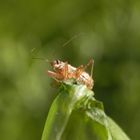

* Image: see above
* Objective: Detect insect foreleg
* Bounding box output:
[47,71,64,82]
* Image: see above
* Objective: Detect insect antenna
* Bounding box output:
[32,57,50,63]
[62,34,79,47]
[62,33,84,47]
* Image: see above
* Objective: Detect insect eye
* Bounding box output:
[55,60,60,64]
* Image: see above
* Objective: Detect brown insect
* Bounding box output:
[47,59,94,89]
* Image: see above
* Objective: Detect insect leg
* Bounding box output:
[62,62,69,80]
[47,71,63,82]
[75,65,84,77]
[84,59,94,77]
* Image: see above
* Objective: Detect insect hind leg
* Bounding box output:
[84,59,94,77]
[74,65,84,77]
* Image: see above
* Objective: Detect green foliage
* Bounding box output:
[42,83,130,140]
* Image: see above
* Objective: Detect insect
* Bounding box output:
[47,59,94,89]
[31,35,94,89]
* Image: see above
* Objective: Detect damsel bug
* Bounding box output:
[47,59,94,89]
[32,35,94,89]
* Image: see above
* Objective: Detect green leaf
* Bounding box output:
[107,117,130,140]
[41,83,93,140]
[85,100,112,140]
[41,83,130,140]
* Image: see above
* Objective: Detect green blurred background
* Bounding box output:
[0,0,140,139]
